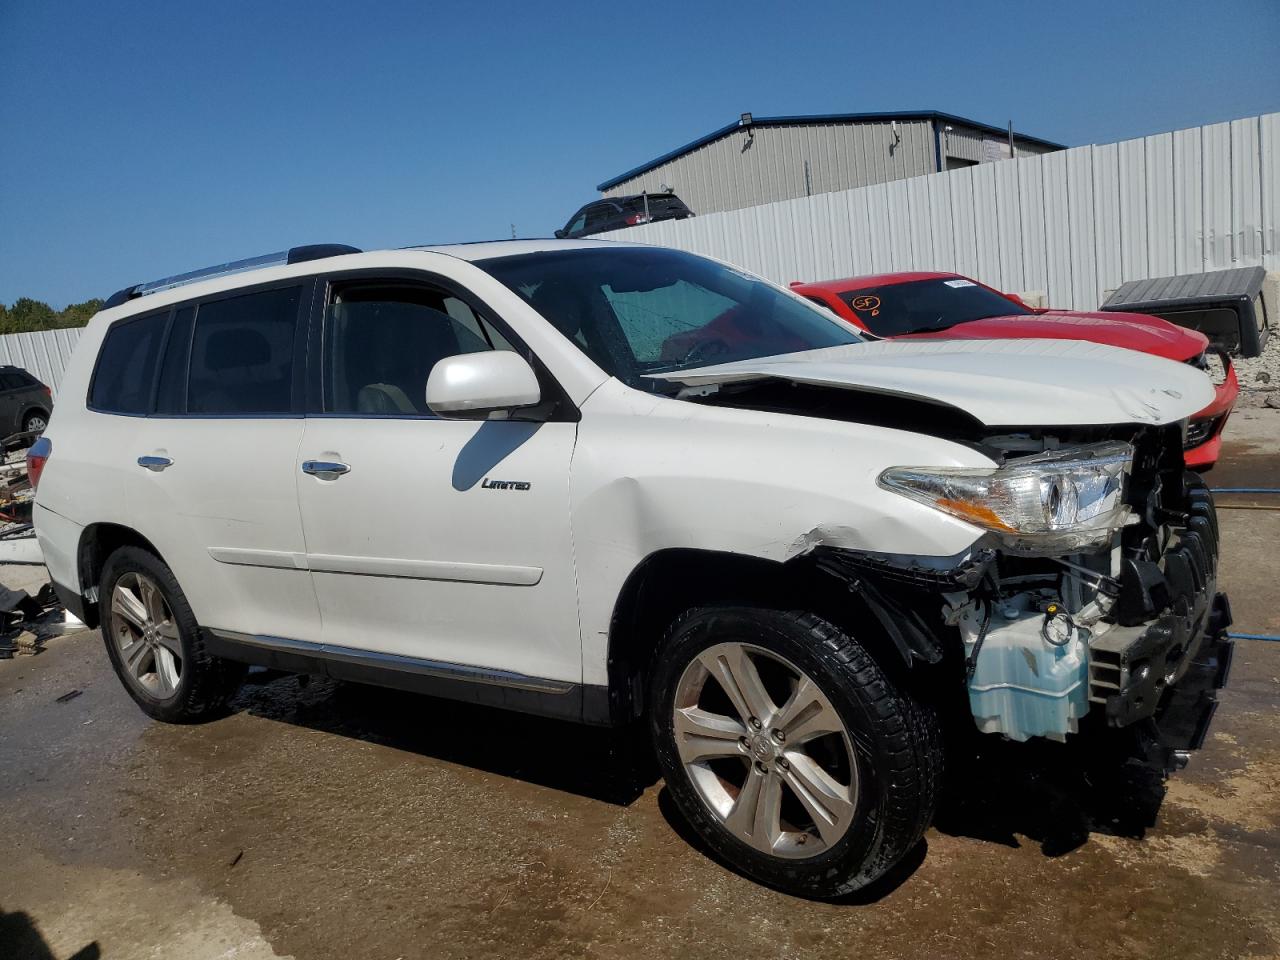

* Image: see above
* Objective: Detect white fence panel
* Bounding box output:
[0,328,83,396]
[1264,113,1280,271]
[1231,116,1264,264]
[603,112,1279,311]
[1202,121,1233,269]
[1171,125,1204,274]
[1144,132,1175,277]
[1014,155,1048,294]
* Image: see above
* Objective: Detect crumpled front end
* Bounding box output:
[814,423,1233,770]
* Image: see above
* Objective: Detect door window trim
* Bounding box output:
[305,268,580,422]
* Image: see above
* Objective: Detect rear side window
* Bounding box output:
[0,372,27,390]
[90,312,169,414]
[187,287,301,414]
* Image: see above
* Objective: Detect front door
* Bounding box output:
[294,276,581,686]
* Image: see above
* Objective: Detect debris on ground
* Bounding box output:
[0,436,86,658]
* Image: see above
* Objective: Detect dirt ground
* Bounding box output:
[2,411,1278,960]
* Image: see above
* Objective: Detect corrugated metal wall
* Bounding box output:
[602,119,938,215]
[0,328,83,396]
[940,122,1058,163]
[600,112,1280,311]
[603,119,1059,216]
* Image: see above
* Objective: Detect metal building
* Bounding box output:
[597,111,1065,217]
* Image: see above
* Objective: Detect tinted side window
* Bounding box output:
[155,305,195,414]
[187,287,301,414]
[324,284,497,415]
[0,373,25,390]
[89,312,169,414]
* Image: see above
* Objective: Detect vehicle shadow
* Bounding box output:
[230,670,659,806]
[932,733,1168,856]
[0,905,100,960]
[230,672,1168,889]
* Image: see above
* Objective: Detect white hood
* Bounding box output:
[649,338,1216,427]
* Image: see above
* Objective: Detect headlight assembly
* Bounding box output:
[879,441,1133,555]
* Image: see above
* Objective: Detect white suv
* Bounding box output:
[32,240,1234,896]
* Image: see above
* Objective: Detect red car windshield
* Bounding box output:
[839,277,1031,337]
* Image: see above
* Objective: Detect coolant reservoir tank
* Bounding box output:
[968,608,1090,743]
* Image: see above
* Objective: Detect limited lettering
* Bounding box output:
[481,478,532,491]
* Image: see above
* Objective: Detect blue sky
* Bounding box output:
[2,0,1277,308]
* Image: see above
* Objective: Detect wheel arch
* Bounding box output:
[603,547,946,725]
[75,522,166,628]
[18,404,49,427]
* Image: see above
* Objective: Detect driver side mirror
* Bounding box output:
[426,352,542,419]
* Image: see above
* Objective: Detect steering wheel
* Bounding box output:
[681,338,731,366]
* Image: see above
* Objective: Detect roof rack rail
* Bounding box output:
[102,243,362,309]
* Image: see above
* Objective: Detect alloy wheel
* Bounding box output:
[111,572,182,699]
[672,641,858,858]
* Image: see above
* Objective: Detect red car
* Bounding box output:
[789,272,1238,468]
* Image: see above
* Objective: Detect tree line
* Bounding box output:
[0,298,104,335]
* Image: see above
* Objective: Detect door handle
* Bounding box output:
[302,460,350,480]
[137,455,173,472]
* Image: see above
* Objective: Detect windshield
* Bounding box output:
[839,277,1030,337]
[478,248,861,389]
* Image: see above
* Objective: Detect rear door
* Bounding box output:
[129,281,321,642]
[293,272,581,686]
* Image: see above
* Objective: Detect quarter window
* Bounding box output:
[187,287,301,414]
[323,283,507,416]
[89,311,169,414]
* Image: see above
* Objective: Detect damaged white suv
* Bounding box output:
[32,240,1233,897]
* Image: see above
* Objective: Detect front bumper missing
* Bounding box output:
[1156,598,1233,753]
[1087,474,1232,755]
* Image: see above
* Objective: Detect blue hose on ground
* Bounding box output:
[1228,632,1280,643]
[1211,488,1280,494]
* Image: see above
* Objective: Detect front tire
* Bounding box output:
[100,546,245,723]
[650,606,942,898]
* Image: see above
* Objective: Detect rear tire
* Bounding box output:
[23,411,47,434]
[100,546,245,723]
[649,606,942,898]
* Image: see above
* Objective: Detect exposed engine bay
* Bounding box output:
[794,417,1233,768]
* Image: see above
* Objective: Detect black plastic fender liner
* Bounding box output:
[808,547,991,666]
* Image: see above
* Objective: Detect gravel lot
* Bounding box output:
[2,412,1278,960]
[1233,313,1280,406]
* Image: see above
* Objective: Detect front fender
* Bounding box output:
[570,380,991,686]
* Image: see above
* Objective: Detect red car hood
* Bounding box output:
[897,310,1207,362]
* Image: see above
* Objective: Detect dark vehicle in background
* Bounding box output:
[0,365,52,437]
[555,192,694,238]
